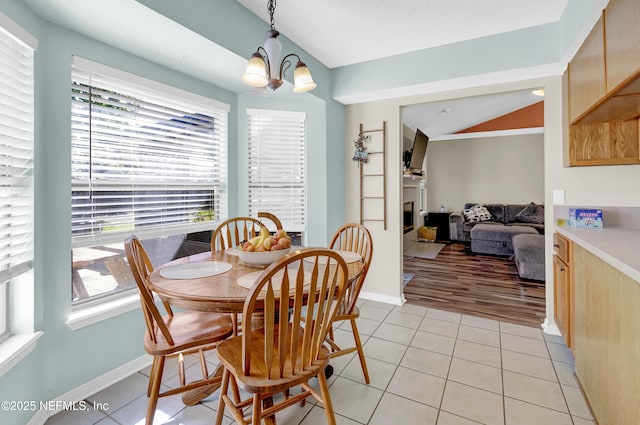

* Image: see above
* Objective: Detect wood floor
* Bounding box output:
[403,242,546,327]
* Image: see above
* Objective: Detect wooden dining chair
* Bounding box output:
[211,216,268,334]
[258,211,283,231]
[124,235,234,425]
[211,217,267,251]
[215,248,350,425]
[325,223,373,384]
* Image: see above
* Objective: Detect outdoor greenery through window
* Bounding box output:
[71,57,228,304]
[0,21,35,342]
[247,109,306,234]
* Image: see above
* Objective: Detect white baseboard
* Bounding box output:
[541,317,561,336]
[27,354,152,425]
[358,290,404,306]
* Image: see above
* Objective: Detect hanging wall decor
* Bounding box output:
[352,133,369,165]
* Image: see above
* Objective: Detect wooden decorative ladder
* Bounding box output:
[358,121,387,230]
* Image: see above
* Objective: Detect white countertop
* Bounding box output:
[556,226,640,283]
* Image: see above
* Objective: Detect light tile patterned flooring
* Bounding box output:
[46,301,594,425]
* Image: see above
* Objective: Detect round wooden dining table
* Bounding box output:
[149,247,364,313]
[147,247,364,412]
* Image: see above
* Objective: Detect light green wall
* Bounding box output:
[333,24,559,99]
[0,1,343,424]
[332,0,602,102]
[1,14,238,425]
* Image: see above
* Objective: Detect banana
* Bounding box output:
[250,227,270,247]
[248,235,262,246]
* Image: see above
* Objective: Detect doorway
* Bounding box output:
[400,88,546,326]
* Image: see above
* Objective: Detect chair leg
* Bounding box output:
[215,368,230,425]
[317,370,337,425]
[230,372,241,404]
[350,318,370,384]
[252,394,262,425]
[147,357,158,397]
[146,355,165,425]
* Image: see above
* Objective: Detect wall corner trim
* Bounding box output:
[542,318,561,336]
[358,290,404,306]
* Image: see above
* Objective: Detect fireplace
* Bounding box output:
[403,201,414,234]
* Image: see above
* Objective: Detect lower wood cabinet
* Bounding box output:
[553,233,573,349]
[572,242,640,425]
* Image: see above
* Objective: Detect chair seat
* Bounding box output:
[144,310,233,356]
[217,324,330,394]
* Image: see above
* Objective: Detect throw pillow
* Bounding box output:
[462,204,493,223]
[515,202,544,224]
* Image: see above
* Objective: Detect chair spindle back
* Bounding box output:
[329,223,373,314]
[125,235,174,346]
[211,217,266,251]
[241,248,349,379]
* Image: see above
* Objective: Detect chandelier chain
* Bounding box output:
[267,0,277,30]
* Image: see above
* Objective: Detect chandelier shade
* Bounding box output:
[293,62,317,93]
[241,52,268,87]
[242,0,316,93]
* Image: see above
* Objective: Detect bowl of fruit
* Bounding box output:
[236,229,293,265]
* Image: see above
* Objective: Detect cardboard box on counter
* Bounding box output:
[569,208,603,228]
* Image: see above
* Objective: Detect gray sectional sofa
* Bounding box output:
[448,203,546,280]
[449,203,545,243]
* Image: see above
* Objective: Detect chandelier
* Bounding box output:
[242,0,317,93]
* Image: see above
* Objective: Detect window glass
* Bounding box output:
[70,57,228,304]
[247,109,306,233]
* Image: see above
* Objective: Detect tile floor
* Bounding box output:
[45,300,594,425]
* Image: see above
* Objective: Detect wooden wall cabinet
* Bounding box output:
[552,233,572,349]
[568,15,606,123]
[567,0,640,166]
[605,0,640,92]
[569,119,640,165]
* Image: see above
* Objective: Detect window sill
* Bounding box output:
[0,332,44,379]
[66,294,140,331]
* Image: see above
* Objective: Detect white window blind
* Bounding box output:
[71,57,229,248]
[247,109,306,232]
[0,22,35,341]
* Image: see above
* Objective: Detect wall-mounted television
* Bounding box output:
[404,128,429,172]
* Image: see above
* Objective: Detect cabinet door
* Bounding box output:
[568,15,606,123]
[605,0,640,92]
[569,119,640,166]
[553,255,570,346]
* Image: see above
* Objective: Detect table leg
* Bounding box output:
[181,363,224,406]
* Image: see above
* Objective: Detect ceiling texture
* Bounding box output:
[21,0,591,136]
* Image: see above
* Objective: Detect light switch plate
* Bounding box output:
[553,190,565,204]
